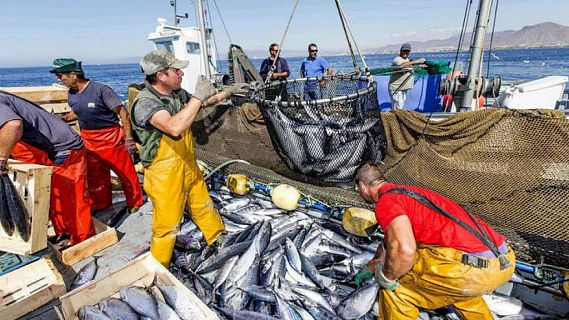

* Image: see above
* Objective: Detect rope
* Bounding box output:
[486,0,499,78]
[452,0,473,76]
[212,0,233,44]
[334,0,358,71]
[266,0,301,84]
[334,0,368,73]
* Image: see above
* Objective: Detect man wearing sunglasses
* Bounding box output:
[259,43,290,101]
[388,43,425,109]
[300,43,333,100]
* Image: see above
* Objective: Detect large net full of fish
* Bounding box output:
[251,75,387,186]
[168,176,474,320]
[0,173,31,241]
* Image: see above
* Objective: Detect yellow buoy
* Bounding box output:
[225,174,252,195]
[271,184,301,211]
[342,207,377,237]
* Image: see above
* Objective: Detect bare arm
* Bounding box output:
[148,92,228,138]
[113,105,133,139]
[382,215,417,280]
[399,58,426,68]
[0,120,23,158]
[62,110,78,122]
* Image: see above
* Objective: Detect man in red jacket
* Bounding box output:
[354,162,515,320]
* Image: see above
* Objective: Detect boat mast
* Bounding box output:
[461,0,493,111]
[197,0,211,78]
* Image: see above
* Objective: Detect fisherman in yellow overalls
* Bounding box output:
[130,50,249,266]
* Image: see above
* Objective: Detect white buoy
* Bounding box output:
[271,184,301,211]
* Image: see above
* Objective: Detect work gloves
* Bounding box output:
[193,75,217,102]
[223,83,250,97]
[124,138,137,156]
[374,263,400,291]
[0,158,7,175]
[354,261,400,291]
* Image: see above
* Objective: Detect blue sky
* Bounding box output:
[0,0,567,67]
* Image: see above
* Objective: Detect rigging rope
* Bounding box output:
[333,0,369,73]
[486,0,499,78]
[266,0,301,84]
[452,0,473,76]
[212,0,233,44]
[334,0,358,71]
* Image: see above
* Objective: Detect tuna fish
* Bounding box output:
[71,257,99,290]
[119,286,159,319]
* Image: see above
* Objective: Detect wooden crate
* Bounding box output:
[0,160,53,255]
[58,252,219,320]
[49,218,118,266]
[1,86,80,132]
[0,257,67,319]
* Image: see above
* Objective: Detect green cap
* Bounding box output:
[49,58,84,74]
[140,50,189,75]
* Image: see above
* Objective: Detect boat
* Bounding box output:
[138,0,569,317]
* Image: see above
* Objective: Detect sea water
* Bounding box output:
[1,47,568,99]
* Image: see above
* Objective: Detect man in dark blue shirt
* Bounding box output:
[300,43,333,100]
[0,91,95,245]
[50,58,143,212]
[259,43,290,101]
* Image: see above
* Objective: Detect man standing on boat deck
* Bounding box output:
[260,43,290,101]
[388,43,425,109]
[353,162,515,320]
[300,43,333,100]
[0,91,95,245]
[130,50,249,266]
[50,58,144,213]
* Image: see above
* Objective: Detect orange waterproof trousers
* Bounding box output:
[81,125,143,210]
[11,142,95,245]
[378,245,516,320]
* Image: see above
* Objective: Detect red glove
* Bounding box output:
[0,158,7,175]
[125,138,137,156]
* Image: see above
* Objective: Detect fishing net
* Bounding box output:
[193,108,569,268]
[250,75,387,186]
[369,60,451,78]
[380,109,569,267]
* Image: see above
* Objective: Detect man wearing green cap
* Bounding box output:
[50,58,143,213]
[130,50,249,266]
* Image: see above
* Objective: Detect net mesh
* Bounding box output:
[251,75,387,185]
[193,107,569,268]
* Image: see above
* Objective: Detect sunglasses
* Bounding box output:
[310,49,318,53]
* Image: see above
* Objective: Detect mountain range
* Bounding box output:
[246,22,569,58]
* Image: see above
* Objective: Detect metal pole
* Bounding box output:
[173,0,178,26]
[461,0,492,111]
[197,0,211,78]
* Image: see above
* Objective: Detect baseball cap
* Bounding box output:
[49,58,84,74]
[400,43,412,51]
[140,50,189,75]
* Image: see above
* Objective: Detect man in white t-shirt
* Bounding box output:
[388,43,425,109]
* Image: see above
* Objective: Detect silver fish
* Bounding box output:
[98,298,138,320]
[335,282,380,320]
[78,305,112,320]
[71,257,99,290]
[120,286,159,319]
[157,300,182,320]
[158,285,207,320]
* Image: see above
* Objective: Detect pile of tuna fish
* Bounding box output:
[170,178,384,320]
[77,284,202,320]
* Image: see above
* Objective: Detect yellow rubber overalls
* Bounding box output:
[144,126,225,266]
[378,245,516,320]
